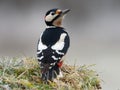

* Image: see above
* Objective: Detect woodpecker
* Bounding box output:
[37,8,70,82]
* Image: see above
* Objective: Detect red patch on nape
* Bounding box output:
[57,61,63,68]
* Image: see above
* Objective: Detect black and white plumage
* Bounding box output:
[37,8,70,82]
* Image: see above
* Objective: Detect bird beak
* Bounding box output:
[61,9,70,16]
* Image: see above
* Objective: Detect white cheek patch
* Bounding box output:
[45,13,58,22]
[51,33,67,50]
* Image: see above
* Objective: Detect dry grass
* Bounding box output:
[0,57,102,90]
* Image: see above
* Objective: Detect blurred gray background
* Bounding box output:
[0,0,120,89]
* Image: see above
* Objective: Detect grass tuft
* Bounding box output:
[0,57,102,90]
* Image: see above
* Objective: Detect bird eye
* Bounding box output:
[51,12,55,15]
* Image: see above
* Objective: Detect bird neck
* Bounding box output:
[46,24,63,28]
[53,17,62,27]
[53,20,62,27]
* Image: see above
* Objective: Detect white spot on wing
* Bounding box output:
[38,33,47,51]
[37,50,42,54]
[49,66,52,69]
[52,56,58,60]
[37,56,44,60]
[50,63,56,65]
[51,33,67,50]
[59,57,61,59]
[56,50,64,55]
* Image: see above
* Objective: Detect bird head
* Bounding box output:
[45,8,70,27]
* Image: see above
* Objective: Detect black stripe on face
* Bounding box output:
[45,8,61,26]
[45,14,61,26]
[45,8,58,16]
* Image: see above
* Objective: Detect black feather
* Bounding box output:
[37,27,70,81]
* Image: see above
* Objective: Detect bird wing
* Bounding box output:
[37,32,70,63]
[37,31,70,80]
[51,33,70,60]
[37,32,47,61]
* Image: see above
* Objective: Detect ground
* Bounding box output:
[0,57,102,90]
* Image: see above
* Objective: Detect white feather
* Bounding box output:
[37,50,42,54]
[52,56,58,60]
[38,33,47,51]
[50,63,56,65]
[45,12,57,22]
[57,70,63,78]
[56,50,64,55]
[51,33,67,50]
[37,56,44,60]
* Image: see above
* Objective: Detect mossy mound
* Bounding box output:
[0,57,102,90]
